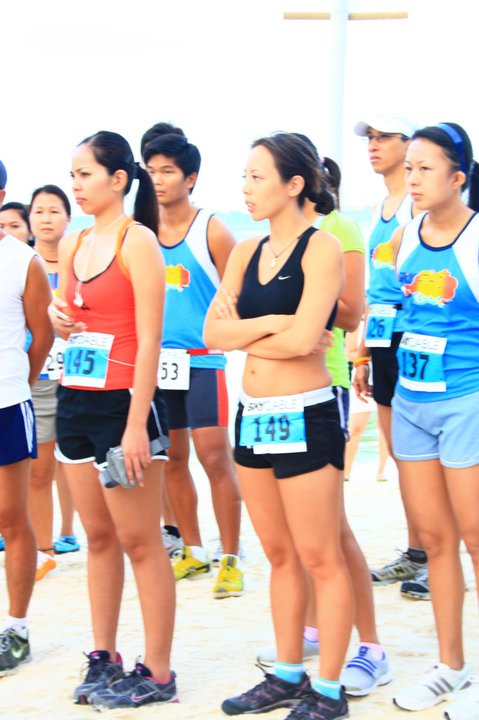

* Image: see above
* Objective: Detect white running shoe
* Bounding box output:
[256,637,319,669]
[341,645,392,696]
[393,663,471,711]
[444,677,479,720]
[161,528,183,558]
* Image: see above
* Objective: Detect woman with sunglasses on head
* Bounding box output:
[388,123,479,720]
[50,131,176,710]
[205,132,352,720]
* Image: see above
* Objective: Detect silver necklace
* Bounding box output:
[266,236,300,269]
[73,214,126,307]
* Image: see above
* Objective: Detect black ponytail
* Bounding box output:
[467,160,479,211]
[134,164,158,236]
[310,188,335,215]
[80,130,158,236]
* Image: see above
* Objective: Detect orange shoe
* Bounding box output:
[36,551,57,581]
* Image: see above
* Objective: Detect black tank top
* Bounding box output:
[236,226,337,329]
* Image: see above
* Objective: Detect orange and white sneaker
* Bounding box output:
[35,551,57,581]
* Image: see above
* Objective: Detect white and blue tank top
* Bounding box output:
[161,208,226,370]
[367,195,413,333]
[396,211,479,402]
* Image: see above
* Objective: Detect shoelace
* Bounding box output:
[81,653,109,683]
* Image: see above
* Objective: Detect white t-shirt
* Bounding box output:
[0,235,38,408]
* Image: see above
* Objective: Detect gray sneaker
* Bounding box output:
[370,550,423,585]
[257,638,319,669]
[401,566,430,600]
[73,650,124,704]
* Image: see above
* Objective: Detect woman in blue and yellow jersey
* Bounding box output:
[389,124,479,718]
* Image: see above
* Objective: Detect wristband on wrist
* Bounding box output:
[353,356,371,368]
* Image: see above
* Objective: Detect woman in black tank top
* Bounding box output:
[205,134,352,720]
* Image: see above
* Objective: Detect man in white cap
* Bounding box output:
[352,114,430,601]
[0,158,53,675]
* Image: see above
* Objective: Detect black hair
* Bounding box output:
[0,201,31,231]
[253,132,335,215]
[30,184,71,216]
[80,130,158,236]
[291,133,342,209]
[412,123,479,210]
[141,122,201,193]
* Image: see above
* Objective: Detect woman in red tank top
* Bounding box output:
[50,131,176,709]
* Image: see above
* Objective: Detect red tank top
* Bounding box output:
[62,219,138,390]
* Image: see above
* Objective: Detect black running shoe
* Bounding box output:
[0,628,31,676]
[222,670,311,715]
[73,650,124,704]
[90,662,178,709]
[284,687,349,720]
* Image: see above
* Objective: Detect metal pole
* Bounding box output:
[329,0,349,166]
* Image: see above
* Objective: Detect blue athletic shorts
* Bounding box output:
[0,400,37,466]
[234,387,345,479]
[56,386,169,466]
[164,367,229,430]
[392,389,479,468]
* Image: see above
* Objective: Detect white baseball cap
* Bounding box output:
[354,114,418,139]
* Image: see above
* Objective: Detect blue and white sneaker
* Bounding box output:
[340,645,392,696]
[90,662,178,710]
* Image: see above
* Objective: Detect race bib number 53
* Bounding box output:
[239,394,307,454]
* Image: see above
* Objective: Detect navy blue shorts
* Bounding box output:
[56,386,169,466]
[164,367,229,430]
[234,393,345,480]
[0,400,37,466]
[370,331,402,407]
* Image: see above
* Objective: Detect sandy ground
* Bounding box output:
[0,355,477,719]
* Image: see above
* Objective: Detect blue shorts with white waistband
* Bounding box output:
[234,390,345,480]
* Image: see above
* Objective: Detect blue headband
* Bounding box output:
[436,123,468,174]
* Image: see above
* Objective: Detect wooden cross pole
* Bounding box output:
[284,2,408,166]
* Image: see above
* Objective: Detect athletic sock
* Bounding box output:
[313,677,341,700]
[273,661,305,684]
[304,626,319,643]
[3,615,28,638]
[188,545,208,562]
[359,642,384,661]
[163,525,180,539]
[407,547,427,563]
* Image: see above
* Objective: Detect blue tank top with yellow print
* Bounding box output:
[396,211,479,402]
[161,208,226,370]
[366,194,413,332]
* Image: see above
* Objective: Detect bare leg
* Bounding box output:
[63,462,124,659]
[159,474,176,528]
[376,421,389,480]
[193,426,241,556]
[399,459,464,668]
[164,428,202,547]
[378,404,422,549]
[105,462,175,680]
[28,439,55,553]
[344,412,370,480]
[0,460,36,618]
[55,462,76,537]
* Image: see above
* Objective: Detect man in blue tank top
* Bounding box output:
[141,124,244,599]
[0,160,54,675]
[352,114,431,600]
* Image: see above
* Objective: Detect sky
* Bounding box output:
[1,0,478,215]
